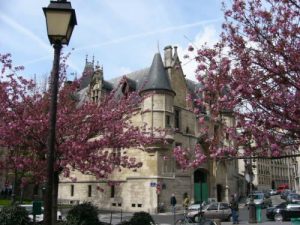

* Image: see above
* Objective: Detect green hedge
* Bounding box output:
[0,205,30,225]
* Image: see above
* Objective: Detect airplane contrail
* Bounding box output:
[0,12,52,52]
[0,11,81,72]
[1,12,221,74]
[76,18,222,51]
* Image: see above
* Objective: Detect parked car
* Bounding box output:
[269,189,278,196]
[245,192,272,208]
[281,189,293,200]
[286,193,300,203]
[266,202,300,221]
[19,204,63,223]
[277,184,289,194]
[187,202,232,221]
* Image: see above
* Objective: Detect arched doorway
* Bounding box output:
[216,184,223,202]
[194,169,208,203]
[271,180,275,189]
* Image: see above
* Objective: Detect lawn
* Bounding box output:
[0,199,32,206]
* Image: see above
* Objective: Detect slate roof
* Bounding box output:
[140,53,174,94]
[79,62,94,90]
[78,52,199,97]
[108,68,150,90]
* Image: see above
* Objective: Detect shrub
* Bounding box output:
[65,202,99,225]
[130,211,155,225]
[0,205,30,225]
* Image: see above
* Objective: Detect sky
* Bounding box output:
[0,0,224,83]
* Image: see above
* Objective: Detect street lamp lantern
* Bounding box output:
[43,1,76,224]
[43,0,77,45]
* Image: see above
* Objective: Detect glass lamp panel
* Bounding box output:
[61,25,74,45]
[45,11,72,40]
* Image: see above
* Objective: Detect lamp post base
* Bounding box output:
[248,203,257,223]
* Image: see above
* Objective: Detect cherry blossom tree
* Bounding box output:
[0,53,160,218]
[175,0,300,168]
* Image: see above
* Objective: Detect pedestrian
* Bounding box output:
[230,194,239,224]
[182,192,190,213]
[170,193,177,213]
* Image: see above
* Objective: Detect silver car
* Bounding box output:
[246,193,272,208]
[187,202,232,221]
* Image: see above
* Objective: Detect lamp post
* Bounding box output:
[43,1,77,225]
[245,159,256,223]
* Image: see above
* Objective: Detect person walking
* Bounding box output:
[182,192,190,213]
[170,193,177,225]
[230,194,239,224]
[170,193,177,213]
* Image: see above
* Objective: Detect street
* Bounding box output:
[98,208,292,225]
[97,194,294,225]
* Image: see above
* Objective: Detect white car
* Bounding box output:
[19,204,63,222]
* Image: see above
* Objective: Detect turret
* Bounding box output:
[141,52,175,146]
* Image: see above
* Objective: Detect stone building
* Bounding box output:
[58,46,238,213]
[237,150,299,197]
[256,157,298,191]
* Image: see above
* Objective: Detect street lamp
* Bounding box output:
[43,1,77,225]
[245,159,256,223]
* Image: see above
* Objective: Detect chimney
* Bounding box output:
[164,45,173,68]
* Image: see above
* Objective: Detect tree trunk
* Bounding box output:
[20,186,24,204]
[52,171,59,224]
[11,169,17,205]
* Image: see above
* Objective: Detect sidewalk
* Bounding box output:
[221,222,291,225]
[99,211,293,225]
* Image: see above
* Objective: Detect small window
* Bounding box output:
[138,204,142,207]
[111,185,115,198]
[186,127,190,134]
[118,203,122,207]
[112,203,116,206]
[225,132,229,140]
[132,204,136,207]
[174,109,180,129]
[166,115,171,127]
[88,185,92,197]
[175,143,182,147]
[70,185,74,197]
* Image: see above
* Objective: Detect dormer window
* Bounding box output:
[121,81,129,98]
[121,77,136,98]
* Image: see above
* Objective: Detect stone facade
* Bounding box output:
[58,46,238,213]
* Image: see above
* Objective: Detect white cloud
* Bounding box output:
[118,67,133,76]
[1,0,224,82]
[177,25,220,81]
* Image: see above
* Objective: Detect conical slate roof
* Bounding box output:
[141,53,174,94]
